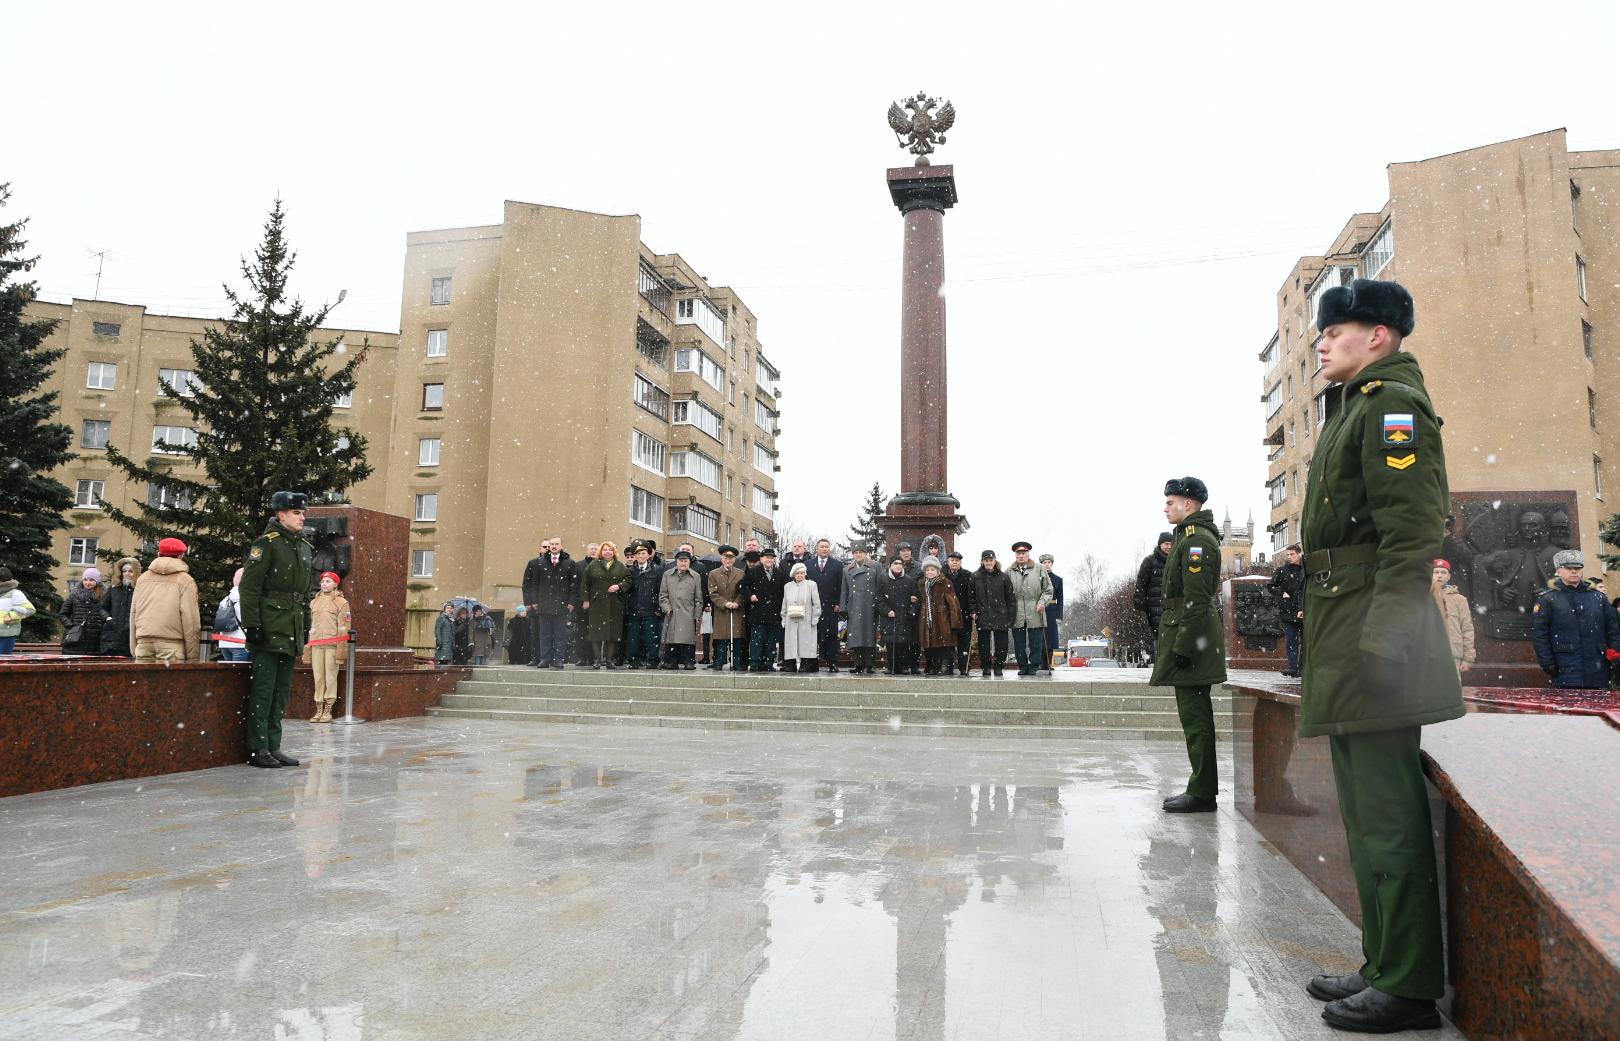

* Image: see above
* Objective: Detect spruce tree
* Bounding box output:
[841,481,887,556]
[0,184,74,639]
[101,199,372,603]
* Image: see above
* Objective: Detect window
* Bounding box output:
[91,321,120,338]
[422,383,444,410]
[632,429,667,474]
[1583,320,1595,360]
[414,493,438,521]
[752,527,773,547]
[726,425,735,453]
[1577,256,1588,302]
[151,425,197,454]
[430,277,452,306]
[1287,419,1295,448]
[74,480,104,508]
[69,537,99,565]
[1590,388,1598,430]
[753,398,777,431]
[1290,468,1299,498]
[159,368,199,398]
[670,449,722,490]
[1263,382,1282,419]
[1314,390,1328,428]
[1596,455,1604,500]
[670,503,719,542]
[674,346,725,391]
[1272,522,1289,553]
[334,389,353,408]
[638,263,672,315]
[754,355,780,398]
[630,485,665,530]
[1268,474,1287,508]
[726,474,734,501]
[754,442,776,473]
[1363,222,1394,279]
[147,483,193,510]
[81,420,111,449]
[634,374,670,419]
[426,329,448,358]
[1286,373,1293,400]
[674,295,726,345]
[752,484,775,515]
[636,319,669,367]
[411,549,436,577]
[1572,181,1581,235]
[418,437,441,466]
[1260,335,1279,379]
[1309,265,1357,326]
[673,398,723,441]
[86,362,117,390]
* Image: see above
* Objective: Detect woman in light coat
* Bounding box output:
[838,547,878,674]
[780,562,822,673]
[0,566,37,655]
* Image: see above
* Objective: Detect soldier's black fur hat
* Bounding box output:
[270,490,308,511]
[1316,278,1415,337]
[1164,477,1208,503]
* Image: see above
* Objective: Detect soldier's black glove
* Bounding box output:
[1173,653,1192,669]
[1360,651,1406,703]
[242,627,264,646]
[1543,663,1559,679]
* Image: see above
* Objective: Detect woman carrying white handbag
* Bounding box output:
[780,563,822,674]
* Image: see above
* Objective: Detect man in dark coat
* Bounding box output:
[1298,279,1461,1032]
[1039,553,1064,674]
[1150,477,1225,813]
[806,539,845,672]
[1531,550,1620,688]
[1133,533,1172,650]
[240,491,313,770]
[624,544,664,668]
[522,537,576,669]
[741,548,784,672]
[1269,543,1306,676]
[876,556,919,674]
[970,550,1016,676]
[945,551,975,675]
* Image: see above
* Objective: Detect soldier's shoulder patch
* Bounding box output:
[1381,413,1416,447]
[1386,453,1417,470]
[249,545,264,561]
[1533,601,1542,613]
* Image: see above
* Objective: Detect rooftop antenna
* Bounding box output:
[87,249,110,300]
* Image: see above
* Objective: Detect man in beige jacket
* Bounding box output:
[130,537,201,661]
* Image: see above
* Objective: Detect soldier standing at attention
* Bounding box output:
[240,491,314,769]
[1150,476,1225,813]
[1300,279,1462,1033]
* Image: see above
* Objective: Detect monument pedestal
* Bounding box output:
[881,501,969,559]
[1223,575,1288,671]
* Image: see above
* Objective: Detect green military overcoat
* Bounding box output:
[238,518,313,657]
[1299,351,1465,737]
[1150,509,1227,687]
[580,558,629,641]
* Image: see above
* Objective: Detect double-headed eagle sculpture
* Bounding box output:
[887,92,955,166]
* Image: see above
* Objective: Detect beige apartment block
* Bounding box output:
[390,201,781,637]
[29,297,399,591]
[1261,129,1618,560]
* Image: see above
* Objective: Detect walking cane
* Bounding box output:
[331,629,365,725]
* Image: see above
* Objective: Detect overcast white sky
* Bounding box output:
[13,1,1620,582]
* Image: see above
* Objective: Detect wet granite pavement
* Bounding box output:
[0,718,1463,1040]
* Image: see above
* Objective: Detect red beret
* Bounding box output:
[157,537,187,558]
[320,571,342,587]
[1433,558,1451,570]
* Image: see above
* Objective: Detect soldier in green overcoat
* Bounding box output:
[1150,476,1227,813]
[1299,279,1463,1033]
[239,491,314,769]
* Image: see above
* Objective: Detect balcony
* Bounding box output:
[638,263,672,317]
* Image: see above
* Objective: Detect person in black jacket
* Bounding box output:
[945,552,975,675]
[806,539,845,672]
[970,550,1016,676]
[876,555,920,674]
[1133,533,1172,655]
[1531,549,1620,689]
[98,557,141,658]
[740,548,785,672]
[59,569,107,655]
[624,544,665,668]
[521,538,576,669]
[1268,543,1306,676]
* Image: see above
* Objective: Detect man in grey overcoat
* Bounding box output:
[658,550,705,670]
[839,544,878,674]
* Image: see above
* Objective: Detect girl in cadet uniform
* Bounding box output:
[306,571,351,722]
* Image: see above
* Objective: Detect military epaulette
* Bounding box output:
[1184,525,1196,536]
[263,532,280,540]
[1360,380,1383,395]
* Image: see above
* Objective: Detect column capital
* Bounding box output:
[887,166,958,215]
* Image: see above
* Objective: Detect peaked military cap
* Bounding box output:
[1011,540,1033,553]
[1316,278,1416,337]
[947,550,963,560]
[717,544,739,556]
[980,550,997,560]
[1164,476,1208,502]
[1553,549,1585,569]
[270,490,308,511]
[896,541,914,551]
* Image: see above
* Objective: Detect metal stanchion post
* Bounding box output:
[331,629,365,725]
[200,626,213,663]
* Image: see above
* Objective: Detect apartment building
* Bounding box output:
[1262,129,1618,556]
[31,297,399,580]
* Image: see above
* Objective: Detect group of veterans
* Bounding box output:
[518,535,1066,677]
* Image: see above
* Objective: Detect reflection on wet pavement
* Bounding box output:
[0,719,1462,1040]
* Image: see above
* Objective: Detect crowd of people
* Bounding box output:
[510,535,1066,677]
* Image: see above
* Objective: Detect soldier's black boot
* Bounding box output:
[1321,986,1441,1032]
[270,750,300,767]
[248,750,281,769]
[1162,792,1217,813]
[1307,972,1368,1001]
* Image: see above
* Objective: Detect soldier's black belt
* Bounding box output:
[1304,544,1377,580]
[1163,596,1219,608]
